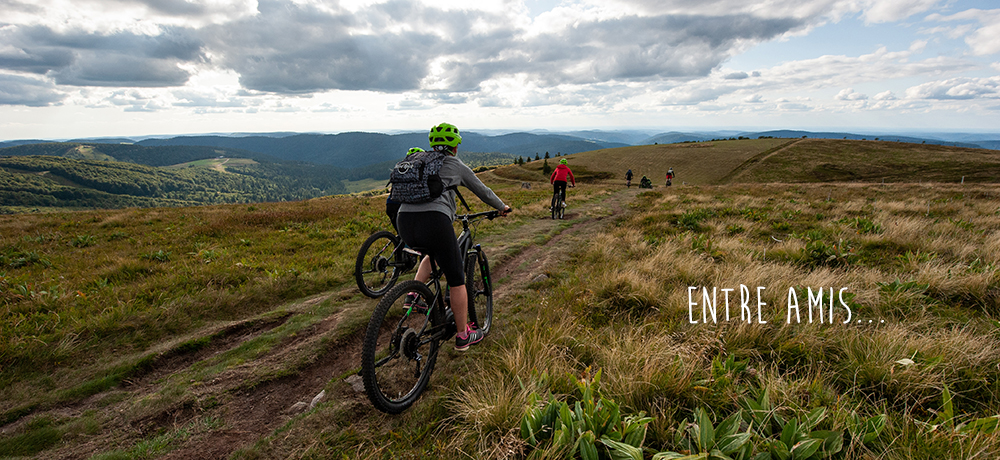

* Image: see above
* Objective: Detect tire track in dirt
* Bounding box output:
[718,139,801,184]
[491,188,636,299]
[170,188,640,458]
[43,293,356,460]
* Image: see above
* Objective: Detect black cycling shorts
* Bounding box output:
[396,211,465,287]
[385,200,401,233]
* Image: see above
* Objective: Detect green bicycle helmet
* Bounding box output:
[428,122,462,148]
[407,147,424,156]
[559,158,568,165]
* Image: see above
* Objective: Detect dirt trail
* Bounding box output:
[718,139,801,184]
[39,186,640,459]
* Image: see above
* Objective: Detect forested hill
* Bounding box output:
[136,132,625,168]
[0,154,350,211]
[0,142,281,166]
[0,140,523,211]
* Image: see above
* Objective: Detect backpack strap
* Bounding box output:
[449,185,472,211]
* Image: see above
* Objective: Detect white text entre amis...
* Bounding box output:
[687,286,854,325]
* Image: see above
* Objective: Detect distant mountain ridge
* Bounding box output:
[3,129,998,160]
[134,132,625,169]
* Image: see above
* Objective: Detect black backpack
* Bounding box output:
[388,149,470,209]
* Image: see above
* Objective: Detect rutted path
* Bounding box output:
[42,186,640,459]
[717,139,801,184]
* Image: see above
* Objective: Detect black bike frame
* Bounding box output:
[409,210,500,345]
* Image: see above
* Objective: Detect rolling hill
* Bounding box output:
[0,155,349,210]
[529,137,1000,186]
[135,131,626,169]
[4,136,1000,212]
[0,141,520,211]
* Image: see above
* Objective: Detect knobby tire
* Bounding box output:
[465,250,494,335]
[360,280,441,413]
[355,231,402,298]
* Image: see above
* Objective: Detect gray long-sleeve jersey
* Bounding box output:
[397,155,505,222]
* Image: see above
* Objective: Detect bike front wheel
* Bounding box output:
[465,250,494,335]
[355,231,403,298]
[360,280,441,413]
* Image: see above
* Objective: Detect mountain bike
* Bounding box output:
[551,185,571,220]
[360,210,503,414]
[354,230,419,298]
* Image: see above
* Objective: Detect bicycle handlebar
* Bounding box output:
[456,207,513,221]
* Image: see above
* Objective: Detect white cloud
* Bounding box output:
[642,43,974,109]
[1,0,999,137]
[905,77,1000,100]
[861,0,940,23]
[926,8,1000,55]
[835,88,868,100]
[777,101,812,111]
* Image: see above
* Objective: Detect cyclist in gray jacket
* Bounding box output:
[396,122,510,350]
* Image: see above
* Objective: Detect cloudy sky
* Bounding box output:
[1,0,998,140]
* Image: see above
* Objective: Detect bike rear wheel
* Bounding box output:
[551,191,559,220]
[355,231,403,298]
[557,191,566,220]
[465,250,494,335]
[361,280,441,413]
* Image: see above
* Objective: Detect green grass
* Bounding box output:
[162,157,258,171]
[341,178,388,194]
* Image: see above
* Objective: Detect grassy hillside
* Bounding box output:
[1,141,1000,459]
[0,142,518,211]
[547,138,1000,187]
[0,156,348,212]
[0,142,274,167]
[555,138,794,186]
[731,138,1000,184]
[162,158,259,172]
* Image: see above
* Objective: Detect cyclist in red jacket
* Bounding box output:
[549,158,575,211]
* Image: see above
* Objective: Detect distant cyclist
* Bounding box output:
[625,169,633,188]
[385,147,424,232]
[666,167,674,187]
[396,123,510,351]
[549,158,575,211]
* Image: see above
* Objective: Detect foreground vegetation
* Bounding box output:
[2,139,1000,459]
[454,182,1000,459]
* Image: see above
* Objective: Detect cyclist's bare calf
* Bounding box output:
[412,256,470,334]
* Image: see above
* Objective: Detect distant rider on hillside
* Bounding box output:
[550,158,575,211]
[625,169,633,188]
[666,167,674,187]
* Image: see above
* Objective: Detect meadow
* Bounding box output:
[1,138,999,459]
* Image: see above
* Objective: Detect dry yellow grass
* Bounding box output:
[453,181,1000,459]
[561,138,793,185]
